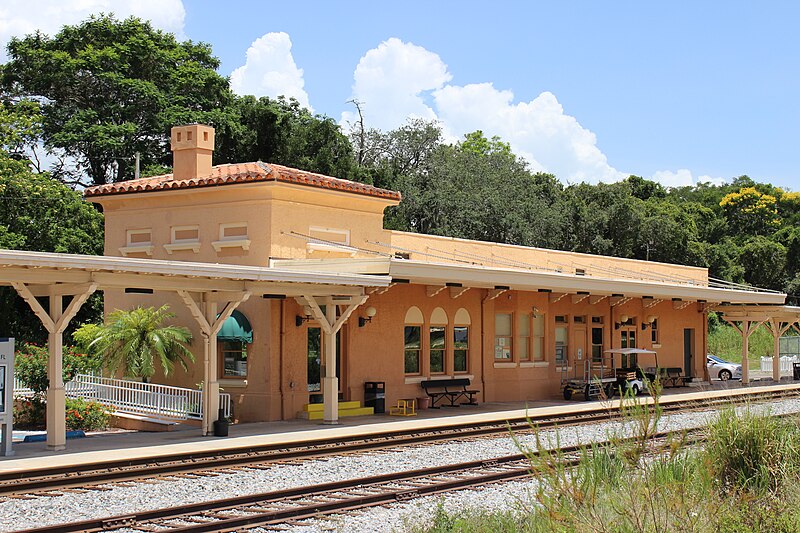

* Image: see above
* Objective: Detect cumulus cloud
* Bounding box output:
[0,0,186,61]
[343,38,624,184]
[229,32,311,110]
[341,37,451,132]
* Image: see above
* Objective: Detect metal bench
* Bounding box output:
[665,367,694,387]
[420,378,479,407]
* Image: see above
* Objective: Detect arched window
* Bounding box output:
[429,307,448,374]
[217,310,253,378]
[404,306,423,375]
[454,308,471,373]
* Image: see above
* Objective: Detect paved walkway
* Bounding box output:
[3,378,797,475]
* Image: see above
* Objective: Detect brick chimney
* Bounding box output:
[170,124,215,180]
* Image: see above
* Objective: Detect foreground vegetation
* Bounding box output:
[416,395,800,533]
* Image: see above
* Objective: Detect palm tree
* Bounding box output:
[88,305,194,381]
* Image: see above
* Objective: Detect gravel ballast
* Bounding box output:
[2,398,798,532]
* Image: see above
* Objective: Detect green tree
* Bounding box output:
[216,95,355,178]
[85,305,194,381]
[0,98,104,342]
[738,236,787,290]
[2,14,232,185]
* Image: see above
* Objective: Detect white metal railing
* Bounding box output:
[14,374,230,421]
[760,355,800,373]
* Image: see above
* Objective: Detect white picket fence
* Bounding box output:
[760,355,800,373]
[15,374,231,421]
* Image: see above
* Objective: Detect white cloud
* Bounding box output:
[229,32,311,110]
[651,169,726,188]
[0,0,186,61]
[343,38,624,184]
[341,37,451,132]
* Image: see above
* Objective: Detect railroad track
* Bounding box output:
[19,429,703,533]
[2,387,796,498]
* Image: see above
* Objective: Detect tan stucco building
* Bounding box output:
[84,124,786,423]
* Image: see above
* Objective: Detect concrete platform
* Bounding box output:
[3,379,798,476]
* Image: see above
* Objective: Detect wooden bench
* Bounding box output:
[420,378,480,407]
[664,367,694,388]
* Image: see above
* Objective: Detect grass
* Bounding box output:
[412,389,800,533]
[708,322,779,369]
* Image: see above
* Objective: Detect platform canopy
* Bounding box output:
[715,304,800,385]
[271,257,787,305]
[0,249,389,449]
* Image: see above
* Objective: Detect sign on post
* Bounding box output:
[0,338,14,456]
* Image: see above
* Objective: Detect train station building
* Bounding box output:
[76,124,791,424]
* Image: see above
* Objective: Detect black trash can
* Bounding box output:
[213,407,229,437]
[793,363,800,381]
[364,381,385,414]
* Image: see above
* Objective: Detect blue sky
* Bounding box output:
[2,1,799,189]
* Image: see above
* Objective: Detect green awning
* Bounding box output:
[217,310,253,343]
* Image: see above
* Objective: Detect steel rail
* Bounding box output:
[2,387,795,497]
[18,429,702,533]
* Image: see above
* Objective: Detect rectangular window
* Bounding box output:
[518,314,531,361]
[532,314,545,361]
[404,326,421,374]
[127,229,151,245]
[555,317,568,365]
[591,327,604,362]
[172,226,199,243]
[574,315,586,324]
[651,318,659,344]
[454,326,468,372]
[494,313,513,360]
[220,222,248,240]
[221,341,247,378]
[307,327,321,392]
[429,326,446,374]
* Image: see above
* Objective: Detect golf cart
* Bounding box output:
[604,347,661,397]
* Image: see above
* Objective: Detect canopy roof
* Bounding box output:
[271,257,786,305]
[217,310,253,343]
[0,249,389,296]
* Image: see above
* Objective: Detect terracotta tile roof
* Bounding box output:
[83,162,402,201]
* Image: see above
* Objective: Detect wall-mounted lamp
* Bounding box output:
[295,305,313,327]
[358,306,377,327]
[532,306,540,318]
[641,315,657,330]
[615,314,630,330]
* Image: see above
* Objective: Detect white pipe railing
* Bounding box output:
[760,355,800,374]
[16,374,230,421]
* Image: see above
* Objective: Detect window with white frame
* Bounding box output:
[120,228,154,256]
[494,313,513,360]
[555,315,568,365]
[454,326,469,372]
[532,313,545,361]
[518,314,531,361]
[164,225,200,253]
[212,222,250,251]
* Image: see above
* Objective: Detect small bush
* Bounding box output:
[15,343,103,396]
[65,398,113,431]
[13,397,46,429]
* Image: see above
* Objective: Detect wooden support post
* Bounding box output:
[177,290,250,435]
[11,282,97,450]
[322,301,338,425]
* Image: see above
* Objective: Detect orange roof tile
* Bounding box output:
[84,162,402,201]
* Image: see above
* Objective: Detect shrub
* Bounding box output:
[14,343,103,396]
[705,407,800,496]
[13,397,46,429]
[65,398,113,431]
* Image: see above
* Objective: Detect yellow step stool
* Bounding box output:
[389,398,417,416]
